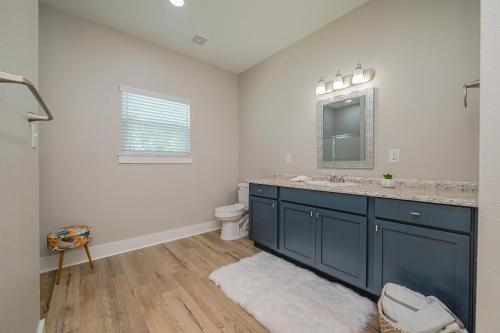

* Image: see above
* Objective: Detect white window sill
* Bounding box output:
[117,154,194,164]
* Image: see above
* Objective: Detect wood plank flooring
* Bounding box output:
[42,231,380,333]
[40,269,56,319]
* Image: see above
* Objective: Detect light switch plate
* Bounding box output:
[285,154,292,164]
[389,149,400,163]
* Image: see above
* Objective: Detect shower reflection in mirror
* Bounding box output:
[323,97,365,162]
[317,88,374,169]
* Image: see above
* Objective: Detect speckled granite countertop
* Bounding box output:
[247,174,478,208]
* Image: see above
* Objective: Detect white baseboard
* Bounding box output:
[37,319,45,333]
[40,220,221,273]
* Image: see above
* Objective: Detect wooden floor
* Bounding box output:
[40,269,56,319]
[41,231,380,333]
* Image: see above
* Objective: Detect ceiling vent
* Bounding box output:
[191,34,208,46]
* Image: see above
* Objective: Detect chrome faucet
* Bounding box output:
[330,174,347,183]
[330,174,346,183]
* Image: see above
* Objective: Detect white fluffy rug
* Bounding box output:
[209,252,376,333]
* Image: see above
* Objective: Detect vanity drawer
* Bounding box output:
[280,187,367,215]
[250,183,278,199]
[374,198,472,233]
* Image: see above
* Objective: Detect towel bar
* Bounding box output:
[463,79,480,108]
[0,70,54,122]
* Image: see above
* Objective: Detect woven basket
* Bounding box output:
[377,284,410,333]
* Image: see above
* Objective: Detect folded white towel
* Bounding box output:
[381,283,468,333]
[382,283,428,323]
[398,299,454,333]
[290,175,311,182]
[440,323,467,333]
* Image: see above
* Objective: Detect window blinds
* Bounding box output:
[121,86,190,155]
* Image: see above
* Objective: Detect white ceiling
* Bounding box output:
[40,0,369,73]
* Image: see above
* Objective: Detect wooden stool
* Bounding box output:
[47,225,94,284]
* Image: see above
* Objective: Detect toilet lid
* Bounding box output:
[215,203,247,217]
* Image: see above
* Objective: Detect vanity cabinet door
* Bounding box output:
[315,209,367,288]
[374,219,471,330]
[249,196,278,249]
[279,202,316,265]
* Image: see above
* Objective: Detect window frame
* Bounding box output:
[118,85,193,164]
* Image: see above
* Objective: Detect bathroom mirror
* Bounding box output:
[317,88,374,169]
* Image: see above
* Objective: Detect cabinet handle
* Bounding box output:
[410,211,421,217]
[310,211,313,217]
[375,225,379,232]
[257,189,262,192]
[315,212,319,218]
[272,203,275,209]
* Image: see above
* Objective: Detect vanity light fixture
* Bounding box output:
[333,71,344,90]
[352,63,365,84]
[169,0,185,7]
[316,65,374,95]
[345,99,352,103]
[316,77,327,95]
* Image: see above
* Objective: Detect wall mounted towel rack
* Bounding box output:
[463,79,480,108]
[0,70,53,122]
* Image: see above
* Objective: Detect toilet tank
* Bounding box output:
[238,183,249,206]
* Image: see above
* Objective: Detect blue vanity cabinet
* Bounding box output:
[250,183,278,200]
[315,209,368,288]
[374,198,472,233]
[373,219,472,330]
[249,195,278,249]
[278,187,369,282]
[279,202,316,266]
[249,183,477,331]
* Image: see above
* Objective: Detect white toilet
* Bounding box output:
[215,183,249,240]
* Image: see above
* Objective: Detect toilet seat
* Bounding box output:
[215,203,247,218]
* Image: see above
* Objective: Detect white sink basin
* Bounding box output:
[304,180,358,187]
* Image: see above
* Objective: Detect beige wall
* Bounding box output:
[39,5,239,256]
[0,0,40,332]
[36,2,499,331]
[477,0,500,331]
[239,0,479,181]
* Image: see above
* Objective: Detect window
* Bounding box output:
[119,85,192,164]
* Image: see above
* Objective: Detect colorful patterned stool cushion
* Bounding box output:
[47,225,91,251]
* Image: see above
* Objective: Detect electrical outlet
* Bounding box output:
[389,149,400,163]
[285,154,292,164]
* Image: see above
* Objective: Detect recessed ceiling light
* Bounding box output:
[191,34,208,46]
[169,0,184,7]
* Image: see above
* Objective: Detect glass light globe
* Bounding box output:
[333,71,344,90]
[352,63,364,84]
[316,77,326,95]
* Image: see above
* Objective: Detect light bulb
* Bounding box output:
[169,0,185,7]
[333,71,344,90]
[352,63,364,84]
[316,77,326,95]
